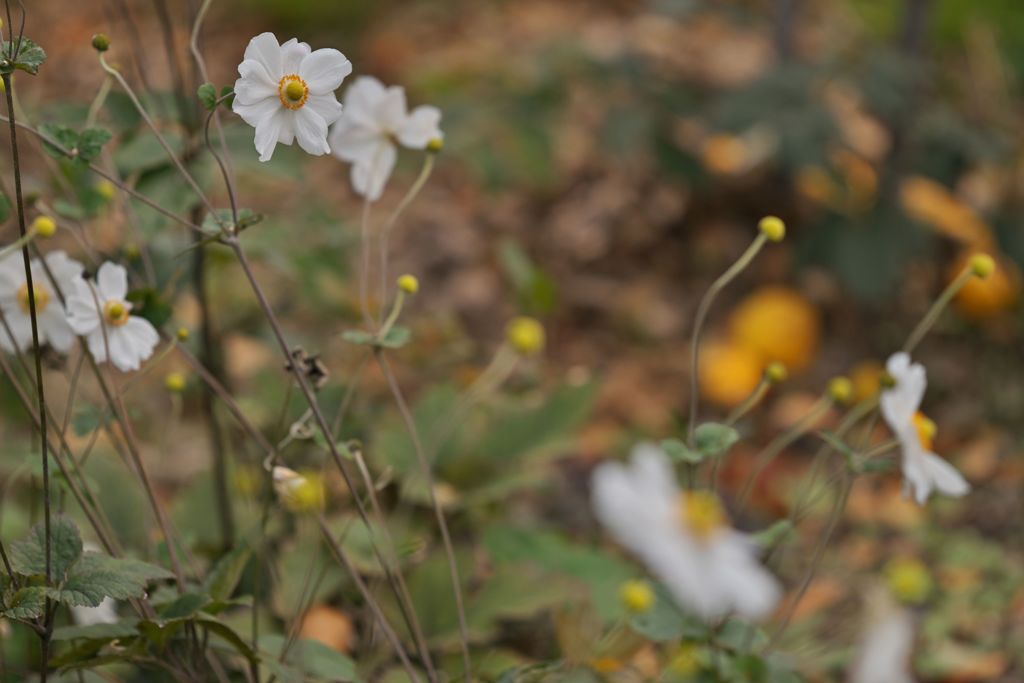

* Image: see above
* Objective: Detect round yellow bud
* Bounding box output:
[885,558,933,605]
[618,579,655,614]
[91,34,110,52]
[426,137,444,154]
[764,361,788,384]
[758,215,786,242]
[668,644,702,676]
[164,372,186,393]
[505,316,545,356]
[95,179,116,201]
[272,466,325,514]
[175,326,190,342]
[827,376,854,405]
[397,274,419,295]
[31,215,57,238]
[968,253,996,279]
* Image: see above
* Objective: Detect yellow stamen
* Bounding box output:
[103,300,130,327]
[912,412,936,451]
[278,74,309,110]
[678,491,726,540]
[16,283,50,314]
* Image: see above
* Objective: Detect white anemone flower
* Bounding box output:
[880,353,969,505]
[65,262,159,372]
[329,76,443,201]
[0,250,82,354]
[849,590,916,683]
[233,32,352,162]
[591,443,780,621]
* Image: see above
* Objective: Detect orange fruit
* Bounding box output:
[698,340,763,408]
[952,252,1020,320]
[300,605,355,653]
[729,287,820,371]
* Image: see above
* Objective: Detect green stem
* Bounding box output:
[903,266,974,354]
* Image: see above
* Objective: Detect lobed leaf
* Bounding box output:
[10,516,83,581]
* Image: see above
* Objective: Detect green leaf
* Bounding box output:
[2,586,46,619]
[342,326,410,349]
[158,592,209,620]
[694,423,740,458]
[750,519,795,549]
[52,620,139,642]
[197,83,218,111]
[860,458,896,474]
[2,38,46,75]
[661,438,703,464]
[200,618,256,661]
[125,287,172,329]
[259,634,358,681]
[203,546,252,601]
[0,194,10,224]
[341,329,375,345]
[219,86,235,108]
[49,553,173,607]
[39,123,79,159]
[715,619,768,653]
[10,516,83,580]
[629,586,708,642]
[78,128,112,163]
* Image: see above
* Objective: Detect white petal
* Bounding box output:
[84,329,108,364]
[234,59,277,106]
[39,307,74,353]
[42,251,84,295]
[305,94,344,129]
[850,608,916,683]
[397,105,442,149]
[343,76,388,128]
[96,262,128,301]
[280,38,311,75]
[921,451,969,499]
[293,107,330,157]
[708,533,781,619]
[350,143,397,201]
[0,310,31,352]
[253,109,290,162]
[298,48,352,94]
[118,316,160,371]
[242,32,282,79]
[329,118,384,164]
[375,86,408,132]
[65,279,101,334]
[880,352,926,434]
[234,96,281,129]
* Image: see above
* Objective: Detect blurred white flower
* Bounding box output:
[233,32,352,162]
[591,443,780,621]
[880,353,969,504]
[329,76,442,201]
[0,250,82,354]
[65,262,159,372]
[70,543,119,627]
[849,589,916,683]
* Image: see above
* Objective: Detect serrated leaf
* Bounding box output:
[78,128,112,163]
[159,592,209,620]
[2,38,46,75]
[39,123,79,159]
[50,553,173,608]
[10,516,82,580]
[694,423,740,458]
[197,83,217,111]
[203,546,251,601]
[2,586,46,619]
[661,438,703,464]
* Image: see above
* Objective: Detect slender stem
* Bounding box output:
[903,266,973,354]
[378,154,434,309]
[359,194,375,328]
[375,351,472,681]
[316,515,422,683]
[687,233,768,444]
[2,70,52,683]
[726,377,771,426]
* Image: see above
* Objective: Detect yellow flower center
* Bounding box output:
[912,411,936,451]
[678,491,726,540]
[103,300,130,327]
[16,283,50,313]
[278,74,309,110]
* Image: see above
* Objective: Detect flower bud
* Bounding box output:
[758,215,786,242]
[426,137,444,154]
[164,372,186,393]
[95,179,116,201]
[764,361,788,384]
[879,370,897,389]
[272,466,325,514]
[31,215,57,238]
[827,376,854,404]
[618,579,655,614]
[505,316,545,356]
[175,326,190,342]
[397,274,419,295]
[969,253,996,279]
[91,34,110,52]
[885,558,932,605]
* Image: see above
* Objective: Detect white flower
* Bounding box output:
[591,443,780,621]
[0,250,82,354]
[849,590,916,683]
[71,543,119,627]
[329,76,442,201]
[233,32,352,162]
[65,262,159,372]
[880,353,969,505]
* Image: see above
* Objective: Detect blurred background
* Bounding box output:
[3,0,1024,680]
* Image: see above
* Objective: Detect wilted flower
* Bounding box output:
[233,32,352,162]
[329,76,442,201]
[65,262,159,372]
[0,250,82,354]
[591,443,780,621]
[880,353,969,504]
